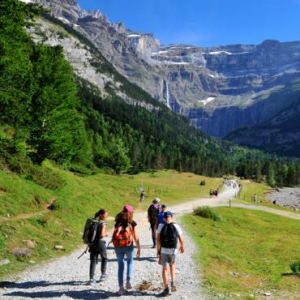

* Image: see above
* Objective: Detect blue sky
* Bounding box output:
[77,0,300,47]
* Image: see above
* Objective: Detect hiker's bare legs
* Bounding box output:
[162,266,168,287]
[170,262,177,292]
[170,263,175,282]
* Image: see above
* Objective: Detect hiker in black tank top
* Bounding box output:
[89,209,109,285]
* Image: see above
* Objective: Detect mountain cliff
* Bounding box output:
[33,0,300,156]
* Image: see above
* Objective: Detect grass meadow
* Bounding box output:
[183,207,300,299]
[0,163,222,278]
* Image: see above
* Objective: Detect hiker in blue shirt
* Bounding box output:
[157,204,167,226]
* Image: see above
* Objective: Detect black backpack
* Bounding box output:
[160,223,178,248]
[148,204,159,221]
[82,218,103,245]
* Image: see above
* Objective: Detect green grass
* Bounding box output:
[237,180,269,204]
[183,207,300,299]
[0,163,223,278]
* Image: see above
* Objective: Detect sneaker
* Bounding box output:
[126,281,132,290]
[89,278,96,285]
[118,286,125,296]
[171,285,177,292]
[99,274,107,282]
[162,287,169,296]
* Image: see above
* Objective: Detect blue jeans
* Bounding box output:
[115,244,134,287]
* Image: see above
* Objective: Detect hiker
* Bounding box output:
[157,204,167,226]
[88,209,109,284]
[157,211,184,296]
[113,205,141,296]
[140,190,146,202]
[253,193,258,204]
[148,197,160,248]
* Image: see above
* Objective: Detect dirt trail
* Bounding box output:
[0,198,57,222]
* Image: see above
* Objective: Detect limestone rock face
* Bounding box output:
[34,0,300,155]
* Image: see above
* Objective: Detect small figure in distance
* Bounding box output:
[253,193,258,205]
[140,190,146,202]
[157,211,184,297]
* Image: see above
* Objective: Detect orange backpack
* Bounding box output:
[113,223,133,247]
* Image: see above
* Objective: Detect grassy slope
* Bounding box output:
[0,163,222,278]
[183,207,300,299]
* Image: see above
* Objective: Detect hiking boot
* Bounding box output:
[171,285,177,292]
[118,286,125,296]
[99,274,107,282]
[126,281,132,290]
[89,278,96,285]
[162,287,169,296]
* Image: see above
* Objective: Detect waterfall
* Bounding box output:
[163,79,171,109]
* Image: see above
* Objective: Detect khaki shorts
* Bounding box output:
[160,253,175,266]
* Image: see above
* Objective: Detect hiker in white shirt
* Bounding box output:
[157,211,184,296]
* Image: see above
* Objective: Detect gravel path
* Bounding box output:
[1,190,234,300]
[2,184,299,300]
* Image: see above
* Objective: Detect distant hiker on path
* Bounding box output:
[253,193,258,204]
[113,205,141,296]
[148,198,160,248]
[140,190,146,202]
[157,211,185,297]
[86,209,109,285]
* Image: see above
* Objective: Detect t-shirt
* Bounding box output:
[157,223,182,254]
[157,212,166,225]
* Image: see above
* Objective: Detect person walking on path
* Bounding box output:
[253,193,258,205]
[113,205,141,296]
[157,204,167,226]
[147,198,160,248]
[157,211,185,296]
[89,209,109,284]
[140,190,146,202]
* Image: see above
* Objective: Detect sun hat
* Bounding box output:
[123,205,134,213]
[152,197,161,204]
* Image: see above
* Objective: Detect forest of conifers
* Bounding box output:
[1,0,300,187]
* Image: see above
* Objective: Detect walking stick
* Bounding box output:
[77,245,89,259]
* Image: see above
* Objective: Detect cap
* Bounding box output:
[164,211,173,218]
[123,205,134,213]
[153,197,160,204]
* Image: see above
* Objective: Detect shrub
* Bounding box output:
[194,206,221,221]
[290,261,300,276]
[200,180,206,186]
